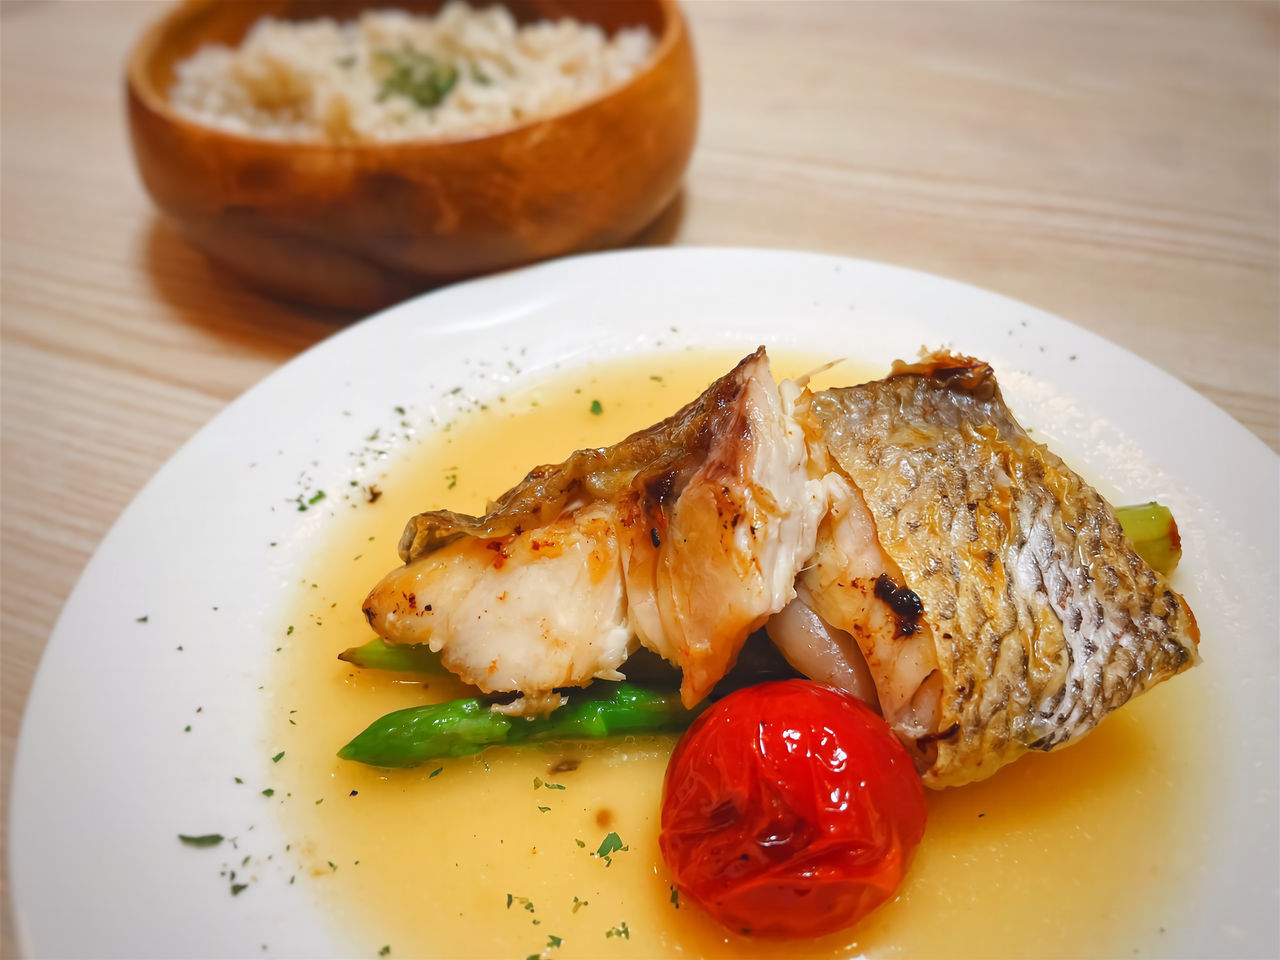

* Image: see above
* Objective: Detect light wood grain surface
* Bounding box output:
[2,1,1276,955]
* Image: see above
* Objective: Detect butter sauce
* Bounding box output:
[269,351,1211,959]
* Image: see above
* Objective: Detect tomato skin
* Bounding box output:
[659,680,927,939]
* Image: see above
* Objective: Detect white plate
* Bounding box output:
[10,248,1278,958]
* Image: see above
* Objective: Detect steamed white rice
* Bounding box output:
[169,2,655,143]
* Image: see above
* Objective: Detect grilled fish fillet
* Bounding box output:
[806,351,1200,787]
[363,347,1199,786]
[363,348,825,713]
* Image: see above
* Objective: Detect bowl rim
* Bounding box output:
[125,0,689,152]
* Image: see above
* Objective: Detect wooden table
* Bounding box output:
[2,2,1275,954]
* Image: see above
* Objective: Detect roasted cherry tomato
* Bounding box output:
[659,680,927,939]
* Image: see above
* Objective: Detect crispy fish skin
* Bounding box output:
[810,352,1200,788]
[398,348,779,562]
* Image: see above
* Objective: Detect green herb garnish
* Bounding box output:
[178,833,224,847]
[377,46,459,108]
[596,832,626,858]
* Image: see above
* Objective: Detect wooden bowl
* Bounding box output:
[126,0,698,311]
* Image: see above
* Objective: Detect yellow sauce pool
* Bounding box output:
[267,351,1211,959]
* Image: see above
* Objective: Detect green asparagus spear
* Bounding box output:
[337,683,700,768]
[1116,501,1182,575]
[338,637,446,673]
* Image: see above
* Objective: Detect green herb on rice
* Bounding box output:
[377,46,459,108]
